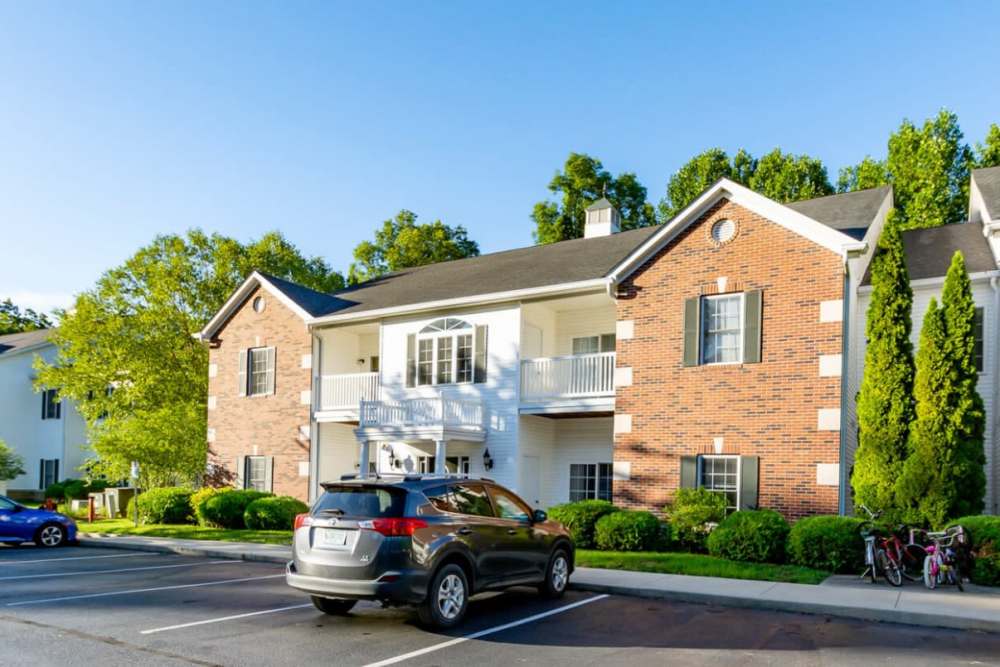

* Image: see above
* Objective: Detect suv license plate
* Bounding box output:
[319,528,349,547]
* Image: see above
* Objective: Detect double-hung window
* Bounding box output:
[239,347,275,397]
[571,334,616,355]
[410,318,483,387]
[974,307,985,373]
[569,463,613,502]
[244,455,268,491]
[39,458,59,490]
[41,389,61,420]
[701,294,743,364]
[699,455,739,512]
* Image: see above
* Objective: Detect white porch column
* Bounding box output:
[434,440,447,473]
[359,440,370,479]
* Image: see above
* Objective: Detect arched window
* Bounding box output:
[416,318,475,385]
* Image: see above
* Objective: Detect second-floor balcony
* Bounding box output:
[319,372,380,412]
[520,351,615,412]
[356,397,486,442]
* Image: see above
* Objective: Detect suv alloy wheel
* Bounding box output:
[418,563,469,628]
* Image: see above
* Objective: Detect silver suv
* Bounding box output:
[285,474,574,628]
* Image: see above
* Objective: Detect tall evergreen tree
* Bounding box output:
[896,253,986,525]
[851,212,914,517]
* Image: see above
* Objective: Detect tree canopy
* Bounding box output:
[0,439,26,482]
[976,123,1000,169]
[348,210,479,284]
[658,148,832,219]
[532,153,656,244]
[0,298,53,335]
[34,230,342,487]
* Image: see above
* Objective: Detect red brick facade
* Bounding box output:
[207,286,312,500]
[613,199,843,519]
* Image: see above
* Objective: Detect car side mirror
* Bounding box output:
[532,509,547,524]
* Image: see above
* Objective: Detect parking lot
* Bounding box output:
[2,544,1000,667]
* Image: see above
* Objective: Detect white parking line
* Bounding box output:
[7,573,285,607]
[361,594,609,667]
[0,559,235,581]
[0,553,148,565]
[140,603,314,634]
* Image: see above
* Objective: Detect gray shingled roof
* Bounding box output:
[974,166,1000,220]
[862,223,997,285]
[586,197,614,211]
[785,186,890,241]
[0,329,52,357]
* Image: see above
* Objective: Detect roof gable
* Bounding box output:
[197,272,327,340]
[972,166,1000,221]
[862,222,998,285]
[0,329,52,358]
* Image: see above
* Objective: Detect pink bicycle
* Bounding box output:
[921,526,967,591]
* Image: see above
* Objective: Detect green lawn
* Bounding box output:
[575,549,830,585]
[78,519,293,545]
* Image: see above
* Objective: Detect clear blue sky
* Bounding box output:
[3,2,999,315]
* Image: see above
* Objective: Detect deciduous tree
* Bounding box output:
[975,123,1000,169]
[851,213,914,518]
[746,148,834,203]
[0,299,53,335]
[34,230,342,488]
[0,439,26,482]
[349,210,479,284]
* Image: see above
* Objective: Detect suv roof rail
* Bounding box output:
[329,472,495,484]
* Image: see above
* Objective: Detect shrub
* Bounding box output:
[949,515,1000,586]
[664,488,728,552]
[594,510,669,552]
[127,487,194,525]
[708,509,789,563]
[547,500,619,548]
[244,496,309,530]
[191,487,232,526]
[786,515,865,573]
[44,480,68,500]
[44,478,110,502]
[201,489,272,529]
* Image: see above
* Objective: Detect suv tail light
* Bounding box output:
[294,513,313,530]
[359,517,427,537]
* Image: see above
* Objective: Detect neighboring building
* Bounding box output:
[0,330,88,499]
[201,178,908,521]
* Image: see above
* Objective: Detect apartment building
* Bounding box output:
[199,170,1000,519]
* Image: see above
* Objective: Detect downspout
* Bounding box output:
[838,267,851,516]
[991,276,1000,514]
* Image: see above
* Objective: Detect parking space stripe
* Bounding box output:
[0,553,149,565]
[140,603,314,634]
[361,594,610,667]
[6,573,285,607]
[0,559,235,581]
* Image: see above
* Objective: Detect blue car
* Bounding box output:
[0,495,77,547]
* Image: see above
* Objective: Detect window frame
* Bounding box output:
[244,455,268,491]
[974,306,985,374]
[245,347,274,397]
[568,462,613,502]
[415,319,477,387]
[41,389,61,420]
[698,454,741,513]
[571,333,616,355]
[39,458,58,490]
[700,293,745,365]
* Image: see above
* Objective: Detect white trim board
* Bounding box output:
[197,271,313,341]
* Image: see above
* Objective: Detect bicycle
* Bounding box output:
[858,506,926,586]
[858,506,894,585]
[921,526,968,591]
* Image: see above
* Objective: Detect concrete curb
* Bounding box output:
[77,534,290,565]
[568,580,1000,634]
[77,534,999,634]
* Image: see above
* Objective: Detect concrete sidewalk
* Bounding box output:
[77,533,1000,633]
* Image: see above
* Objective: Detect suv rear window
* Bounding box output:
[314,485,405,518]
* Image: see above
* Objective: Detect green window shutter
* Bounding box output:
[739,455,759,510]
[743,289,763,364]
[264,457,274,493]
[237,349,247,397]
[38,459,44,490]
[406,334,416,388]
[683,297,701,367]
[474,325,488,383]
[235,456,246,489]
[679,456,698,488]
[265,347,276,395]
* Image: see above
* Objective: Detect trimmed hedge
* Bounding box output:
[664,488,728,552]
[127,487,194,525]
[244,496,309,531]
[44,478,110,502]
[201,489,272,529]
[708,509,789,563]
[949,515,1000,586]
[547,500,619,549]
[787,515,864,573]
[594,510,669,552]
[191,487,231,526]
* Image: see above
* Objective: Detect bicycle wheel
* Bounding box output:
[923,555,937,590]
[878,550,902,587]
[948,568,964,592]
[865,542,877,583]
[901,544,927,581]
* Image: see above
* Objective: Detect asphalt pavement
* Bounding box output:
[1,543,999,667]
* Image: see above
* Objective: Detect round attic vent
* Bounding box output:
[710,218,736,245]
[252,296,266,313]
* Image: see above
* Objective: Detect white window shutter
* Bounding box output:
[265,347,276,395]
[236,456,246,489]
[264,457,274,493]
[237,350,247,397]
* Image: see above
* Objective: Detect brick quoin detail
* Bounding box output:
[207,286,312,501]
[614,199,843,520]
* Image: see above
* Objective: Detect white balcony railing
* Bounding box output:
[319,372,380,411]
[359,397,484,430]
[520,351,615,400]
